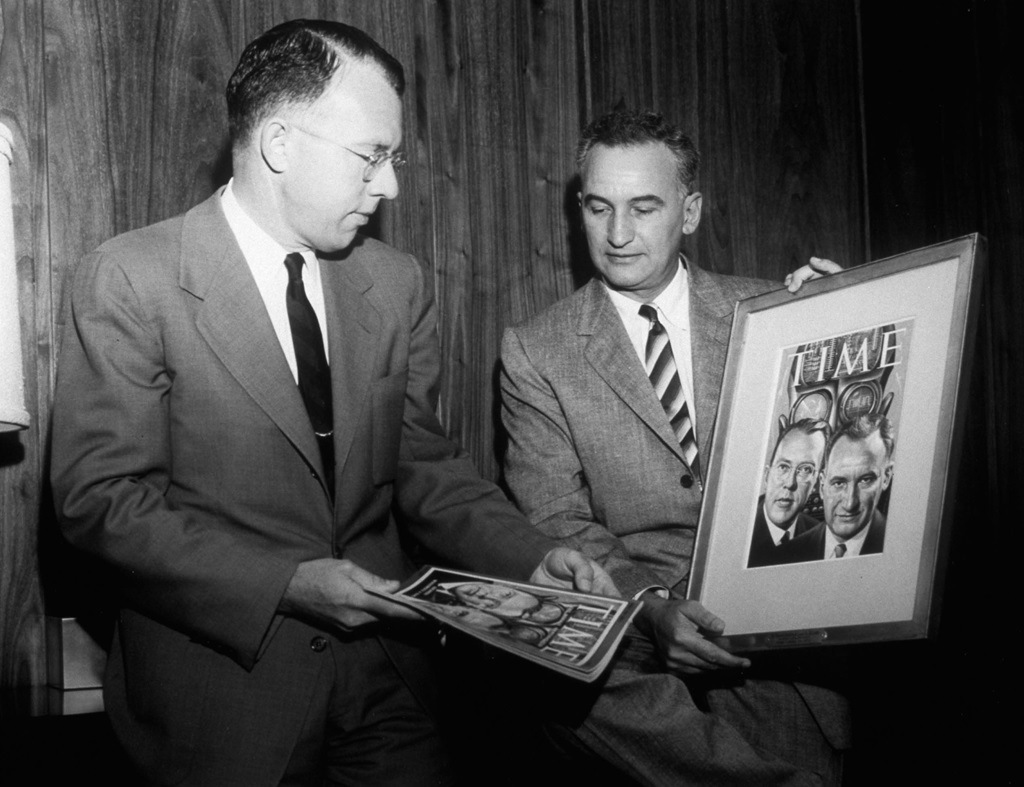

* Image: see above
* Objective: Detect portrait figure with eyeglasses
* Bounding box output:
[747,417,831,568]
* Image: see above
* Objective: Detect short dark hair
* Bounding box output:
[769,418,831,466]
[226,19,405,148]
[825,413,896,464]
[576,109,700,193]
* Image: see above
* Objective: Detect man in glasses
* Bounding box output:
[50,19,609,786]
[748,418,831,568]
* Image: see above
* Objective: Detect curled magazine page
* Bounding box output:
[368,566,642,682]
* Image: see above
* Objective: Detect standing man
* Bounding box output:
[501,109,850,784]
[748,418,830,568]
[51,20,607,786]
[779,413,894,563]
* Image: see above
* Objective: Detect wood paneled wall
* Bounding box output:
[1,0,862,704]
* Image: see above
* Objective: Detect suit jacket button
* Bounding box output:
[680,474,694,488]
[310,636,328,652]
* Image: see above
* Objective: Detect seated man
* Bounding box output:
[779,413,894,563]
[500,109,851,785]
[748,418,830,568]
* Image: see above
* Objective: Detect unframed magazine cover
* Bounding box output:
[370,566,642,682]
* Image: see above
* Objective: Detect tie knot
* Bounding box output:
[639,303,661,331]
[834,543,847,558]
[284,252,305,283]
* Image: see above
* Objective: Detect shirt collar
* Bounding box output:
[603,256,690,329]
[762,503,798,545]
[824,517,872,558]
[221,179,320,280]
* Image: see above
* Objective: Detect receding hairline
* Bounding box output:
[236,57,401,151]
[770,427,827,466]
[824,431,893,468]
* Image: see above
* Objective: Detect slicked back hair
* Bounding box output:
[576,109,700,193]
[226,19,405,150]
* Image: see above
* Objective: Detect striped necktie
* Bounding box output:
[639,304,700,481]
[284,252,334,499]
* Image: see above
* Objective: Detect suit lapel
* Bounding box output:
[320,248,380,483]
[688,263,736,463]
[180,193,324,477]
[579,281,686,461]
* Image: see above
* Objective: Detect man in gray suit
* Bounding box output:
[501,109,850,785]
[50,20,609,786]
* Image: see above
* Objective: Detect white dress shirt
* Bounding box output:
[220,180,329,383]
[824,521,870,559]
[603,257,698,441]
[763,505,798,545]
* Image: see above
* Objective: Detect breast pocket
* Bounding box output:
[371,370,408,485]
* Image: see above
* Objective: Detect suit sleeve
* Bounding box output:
[388,259,555,579]
[50,251,296,669]
[500,326,670,597]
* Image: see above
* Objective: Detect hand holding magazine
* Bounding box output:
[369,566,642,682]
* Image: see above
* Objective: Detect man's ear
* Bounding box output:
[260,118,290,173]
[881,462,894,491]
[682,191,702,235]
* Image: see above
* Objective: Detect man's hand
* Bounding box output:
[280,558,422,631]
[785,256,844,293]
[530,546,620,597]
[635,595,751,675]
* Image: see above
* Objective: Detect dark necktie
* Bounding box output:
[639,304,701,481]
[833,543,847,558]
[780,530,792,544]
[284,252,334,498]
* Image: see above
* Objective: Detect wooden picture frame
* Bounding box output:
[688,234,985,650]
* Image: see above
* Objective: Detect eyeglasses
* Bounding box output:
[291,125,407,182]
[769,462,818,482]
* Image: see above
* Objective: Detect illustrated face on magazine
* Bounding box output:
[821,432,894,540]
[430,604,504,630]
[762,429,826,527]
[451,583,541,618]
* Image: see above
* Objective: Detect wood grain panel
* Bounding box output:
[43,0,118,325]
[0,0,47,700]
[578,0,656,116]
[419,0,581,479]
[511,0,581,322]
[144,0,235,222]
[693,0,864,279]
[414,0,473,468]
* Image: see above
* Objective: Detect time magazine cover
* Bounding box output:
[370,567,642,682]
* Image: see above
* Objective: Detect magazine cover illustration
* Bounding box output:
[747,319,912,568]
[371,567,642,682]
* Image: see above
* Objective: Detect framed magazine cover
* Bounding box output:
[688,234,985,650]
